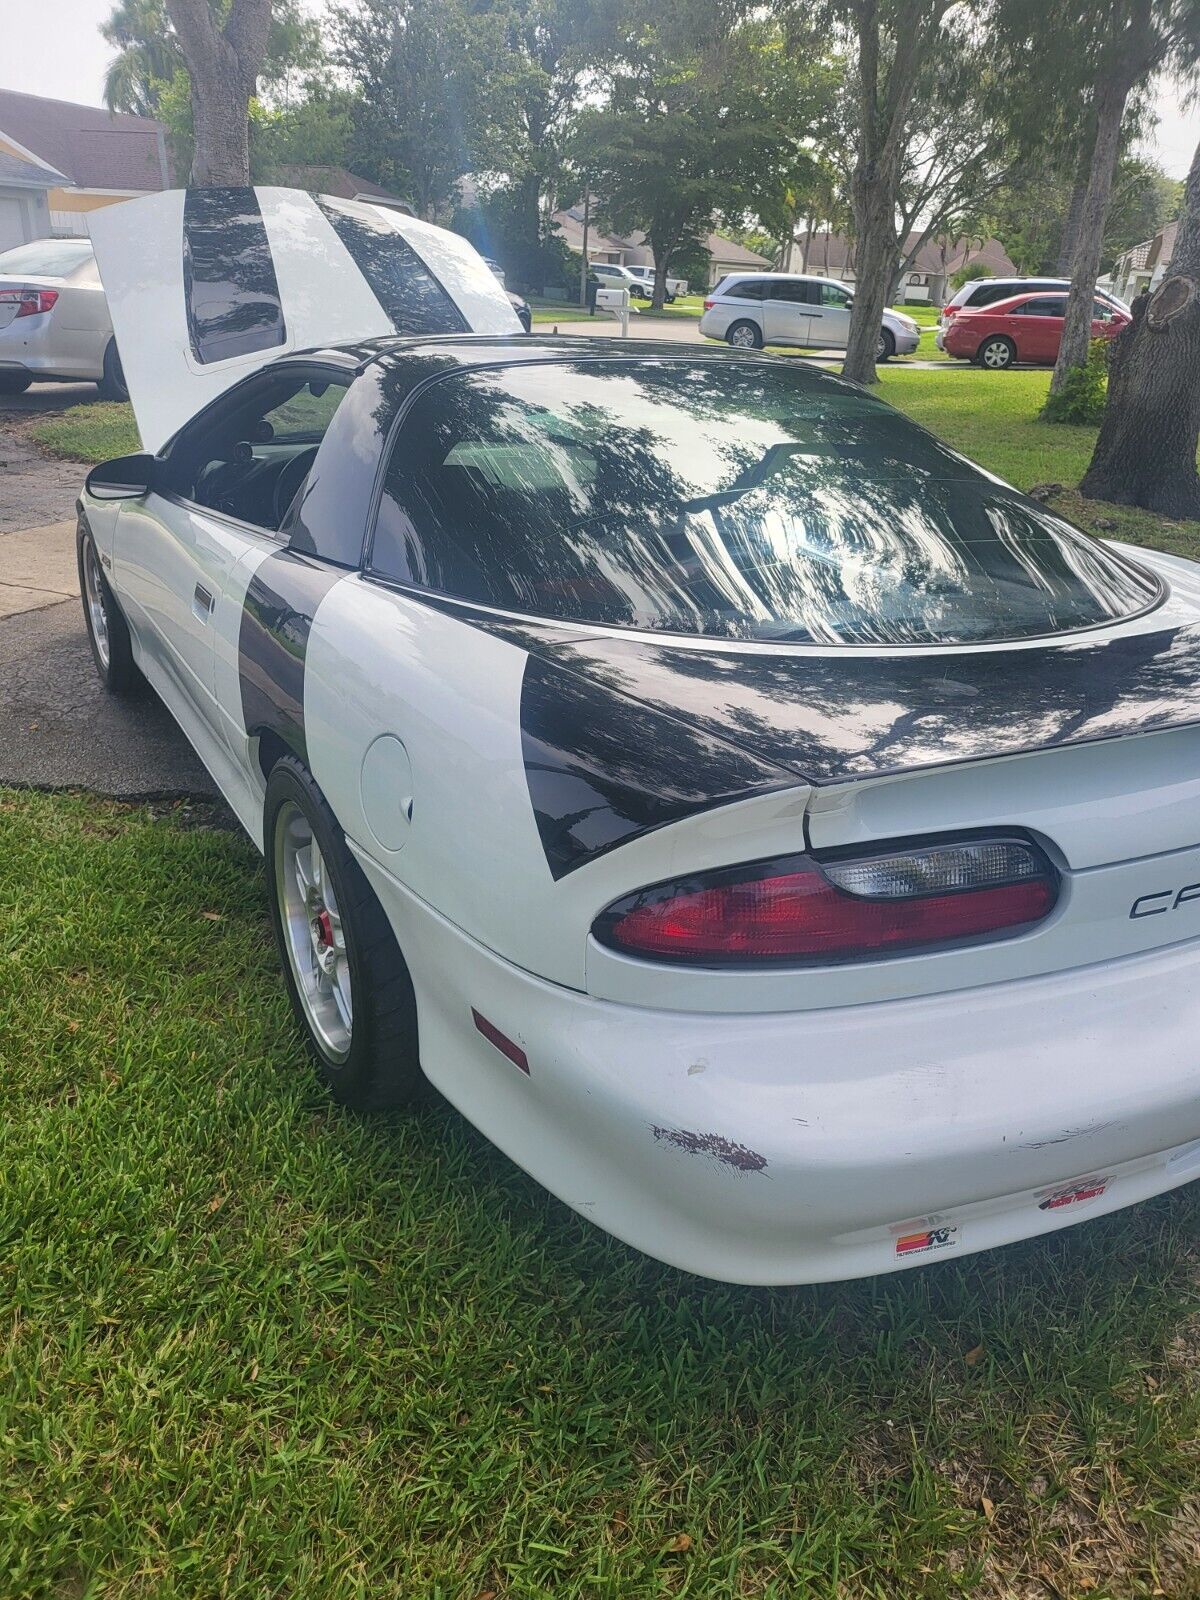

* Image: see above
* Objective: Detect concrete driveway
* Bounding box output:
[0,393,217,799]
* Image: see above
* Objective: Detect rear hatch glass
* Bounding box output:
[373,358,1160,646]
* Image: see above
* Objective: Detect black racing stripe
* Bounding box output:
[530,618,1200,788]
[240,550,343,764]
[314,195,467,336]
[182,188,286,366]
[521,656,794,879]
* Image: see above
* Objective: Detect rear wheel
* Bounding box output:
[97,340,128,401]
[726,320,763,350]
[265,756,424,1110]
[977,335,1016,370]
[0,370,32,395]
[77,520,139,694]
[876,328,896,362]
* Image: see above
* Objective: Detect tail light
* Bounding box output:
[703,298,715,310]
[0,289,59,318]
[593,836,1057,965]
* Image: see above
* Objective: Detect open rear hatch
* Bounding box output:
[88,186,520,452]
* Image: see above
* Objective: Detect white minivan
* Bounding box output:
[699,273,921,360]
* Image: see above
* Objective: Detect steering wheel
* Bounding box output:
[272,447,318,530]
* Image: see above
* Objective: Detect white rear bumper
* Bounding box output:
[359,847,1200,1284]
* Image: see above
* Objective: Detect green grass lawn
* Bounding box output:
[2,787,1200,1597]
[30,401,140,463]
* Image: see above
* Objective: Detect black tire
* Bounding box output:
[77,518,140,694]
[0,369,32,395]
[264,755,424,1111]
[876,328,896,362]
[726,319,763,350]
[976,335,1016,371]
[665,293,676,305]
[97,340,128,401]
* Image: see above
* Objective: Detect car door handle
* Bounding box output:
[192,582,214,621]
[809,311,823,317]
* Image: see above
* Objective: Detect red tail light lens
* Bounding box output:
[703,298,715,310]
[0,289,59,318]
[594,837,1057,965]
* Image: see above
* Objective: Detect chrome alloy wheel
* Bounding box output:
[275,800,353,1062]
[729,323,758,348]
[981,338,1013,369]
[83,538,110,671]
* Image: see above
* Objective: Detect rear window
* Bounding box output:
[0,239,93,278]
[370,358,1159,646]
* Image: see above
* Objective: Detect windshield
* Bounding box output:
[371,358,1159,646]
[0,239,93,278]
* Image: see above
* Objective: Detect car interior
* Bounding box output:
[160,370,350,532]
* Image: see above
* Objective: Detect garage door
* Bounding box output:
[0,196,30,252]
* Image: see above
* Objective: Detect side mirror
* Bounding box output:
[85,452,156,500]
[844,297,854,308]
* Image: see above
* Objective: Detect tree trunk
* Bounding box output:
[1080,135,1200,519]
[1055,150,1089,275]
[843,174,895,385]
[166,0,271,185]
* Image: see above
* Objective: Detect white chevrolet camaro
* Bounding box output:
[78,187,1200,1285]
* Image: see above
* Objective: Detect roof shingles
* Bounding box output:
[0,89,168,193]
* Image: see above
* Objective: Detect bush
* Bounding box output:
[1041,339,1110,425]
[949,258,992,291]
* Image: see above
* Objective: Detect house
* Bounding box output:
[787,230,1016,305]
[276,166,414,215]
[0,151,66,251]
[1109,220,1178,304]
[551,207,772,289]
[0,89,170,242]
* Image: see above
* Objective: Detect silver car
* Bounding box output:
[0,237,126,398]
[699,273,921,360]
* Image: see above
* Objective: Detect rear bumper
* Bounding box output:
[359,849,1200,1285]
[0,318,102,381]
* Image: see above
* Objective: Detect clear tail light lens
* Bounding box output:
[0,289,59,318]
[593,836,1057,965]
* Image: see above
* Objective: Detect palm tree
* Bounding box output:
[101,0,181,116]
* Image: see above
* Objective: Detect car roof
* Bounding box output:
[283,332,850,412]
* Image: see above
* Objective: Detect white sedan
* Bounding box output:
[78,187,1200,1284]
[0,236,126,397]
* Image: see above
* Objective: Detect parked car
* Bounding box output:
[478,255,531,330]
[942,290,1129,368]
[0,236,126,398]
[81,187,1200,1287]
[699,273,921,360]
[590,262,653,301]
[936,276,1130,350]
[624,263,688,302]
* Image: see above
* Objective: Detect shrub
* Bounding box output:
[1041,339,1109,425]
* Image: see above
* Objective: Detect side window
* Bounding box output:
[730,279,768,301]
[770,280,815,303]
[160,370,349,533]
[819,283,851,308]
[1021,297,1066,318]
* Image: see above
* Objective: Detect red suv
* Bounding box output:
[942,291,1129,369]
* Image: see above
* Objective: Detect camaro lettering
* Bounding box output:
[1131,883,1200,918]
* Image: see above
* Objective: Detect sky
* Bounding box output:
[8,0,1199,181]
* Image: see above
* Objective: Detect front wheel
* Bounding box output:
[977,335,1016,370]
[77,519,139,694]
[726,320,763,350]
[876,328,896,362]
[265,756,424,1110]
